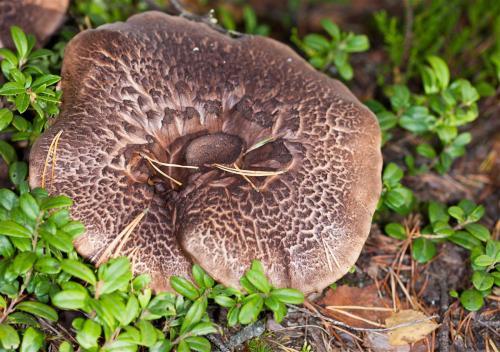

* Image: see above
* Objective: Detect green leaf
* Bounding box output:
[416,144,436,159]
[52,289,88,310]
[185,336,211,352]
[432,221,454,237]
[170,276,199,301]
[227,306,240,327]
[0,189,18,210]
[399,106,435,133]
[0,48,18,65]
[0,323,20,349]
[0,220,31,238]
[270,288,305,304]
[467,205,485,223]
[320,19,340,40]
[20,327,43,352]
[15,93,30,113]
[34,257,61,274]
[472,271,494,291]
[16,301,58,322]
[385,187,413,213]
[11,26,29,59]
[245,269,272,294]
[464,224,490,242]
[180,297,207,334]
[384,223,406,240]
[177,339,191,352]
[0,140,17,165]
[240,276,258,294]
[214,295,235,308]
[485,240,498,258]
[421,66,438,94]
[137,319,157,347]
[10,251,36,276]
[449,231,481,250]
[344,35,369,52]
[303,34,330,52]
[97,257,132,295]
[19,193,40,221]
[428,202,449,224]
[238,293,264,324]
[448,206,465,222]
[473,255,495,267]
[9,161,28,186]
[189,322,217,336]
[61,259,97,286]
[31,75,61,89]
[427,56,450,90]
[0,81,25,95]
[382,162,403,186]
[412,238,436,263]
[376,111,398,131]
[40,196,73,210]
[76,319,101,349]
[192,265,206,289]
[0,109,13,131]
[122,295,140,326]
[459,289,484,311]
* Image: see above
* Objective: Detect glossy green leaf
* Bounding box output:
[0,323,20,349]
[16,301,58,322]
[170,276,199,300]
[465,223,490,241]
[385,223,407,240]
[472,271,494,291]
[412,238,436,263]
[180,297,207,334]
[61,259,96,286]
[20,327,43,352]
[52,289,88,310]
[460,289,483,311]
[185,336,211,352]
[76,319,101,349]
[238,293,264,324]
[270,288,305,304]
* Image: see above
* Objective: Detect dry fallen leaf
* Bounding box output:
[318,285,393,328]
[386,309,439,346]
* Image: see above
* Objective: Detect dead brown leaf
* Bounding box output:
[318,284,393,328]
[385,309,439,346]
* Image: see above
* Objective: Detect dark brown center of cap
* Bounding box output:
[185,133,243,167]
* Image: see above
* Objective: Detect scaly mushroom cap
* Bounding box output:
[29,12,382,293]
[0,0,68,47]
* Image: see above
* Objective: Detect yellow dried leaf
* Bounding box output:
[386,309,438,346]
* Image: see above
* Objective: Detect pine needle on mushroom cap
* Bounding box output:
[243,135,279,155]
[41,130,63,188]
[212,163,287,177]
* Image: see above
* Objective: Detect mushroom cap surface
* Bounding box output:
[29,12,382,293]
[0,0,68,48]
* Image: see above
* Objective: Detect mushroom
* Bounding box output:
[29,12,382,293]
[0,0,69,48]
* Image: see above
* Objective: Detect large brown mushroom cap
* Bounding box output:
[0,0,68,48]
[29,12,382,293]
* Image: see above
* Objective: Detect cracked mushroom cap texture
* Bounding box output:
[29,12,382,293]
[0,0,68,48]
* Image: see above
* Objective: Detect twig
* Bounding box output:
[289,305,439,333]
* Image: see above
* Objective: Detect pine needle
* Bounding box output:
[41,130,63,188]
[243,135,278,155]
[145,158,183,186]
[142,154,199,170]
[96,209,148,266]
[233,163,259,192]
[213,163,286,177]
